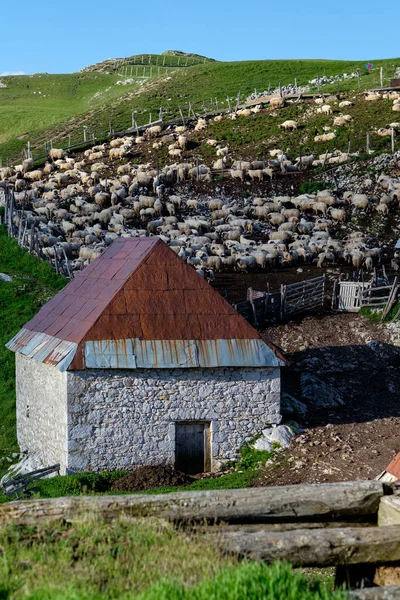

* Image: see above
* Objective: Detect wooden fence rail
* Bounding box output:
[234,275,325,325]
[0,480,388,526]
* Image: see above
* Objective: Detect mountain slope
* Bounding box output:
[0,56,399,163]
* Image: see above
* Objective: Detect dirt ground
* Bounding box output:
[255,312,400,486]
[112,466,193,492]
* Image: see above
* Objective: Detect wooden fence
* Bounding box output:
[234,275,325,325]
[281,275,325,318]
[333,277,399,321]
[1,480,400,594]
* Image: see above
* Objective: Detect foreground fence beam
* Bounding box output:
[0,481,389,526]
[213,525,400,567]
[349,587,400,600]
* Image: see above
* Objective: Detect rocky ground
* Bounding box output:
[255,312,400,486]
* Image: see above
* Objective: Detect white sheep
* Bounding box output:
[279,120,298,130]
[314,132,336,142]
[339,100,353,108]
[49,148,65,161]
[269,97,285,109]
[178,135,187,150]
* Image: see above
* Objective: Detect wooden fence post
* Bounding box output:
[280,284,286,320]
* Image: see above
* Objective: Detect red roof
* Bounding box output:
[386,452,400,479]
[24,237,260,344]
[9,237,285,370]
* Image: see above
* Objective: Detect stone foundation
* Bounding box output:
[66,367,281,473]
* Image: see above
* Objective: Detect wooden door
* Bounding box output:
[175,422,210,474]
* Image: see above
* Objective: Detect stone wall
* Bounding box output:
[66,367,281,473]
[16,353,68,472]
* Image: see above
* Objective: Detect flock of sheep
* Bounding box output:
[1,89,400,279]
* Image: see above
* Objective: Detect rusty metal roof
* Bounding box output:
[6,237,285,369]
[386,453,400,480]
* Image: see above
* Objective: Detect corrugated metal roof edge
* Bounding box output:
[82,337,285,369]
[6,328,78,372]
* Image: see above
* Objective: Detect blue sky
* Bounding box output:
[1,0,398,74]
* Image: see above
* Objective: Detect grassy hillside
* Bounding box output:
[0,227,66,476]
[1,55,399,163]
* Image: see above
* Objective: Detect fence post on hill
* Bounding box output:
[279,82,282,97]
[317,77,321,93]
[391,128,395,153]
[159,107,163,121]
[227,96,231,111]
[236,92,241,109]
[348,138,351,154]
[294,78,297,92]
[178,106,186,125]
[215,98,219,111]
[380,67,383,88]
[366,133,370,154]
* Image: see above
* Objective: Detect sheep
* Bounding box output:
[206,139,218,147]
[269,97,285,109]
[194,118,207,131]
[49,148,65,161]
[339,100,353,108]
[110,138,126,148]
[230,169,244,182]
[213,115,223,122]
[319,104,332,115]
[174,126,187,134]
[314,97,325,105]
[333,116,351,127]
[237,108,252,117]
[178,135,187,150]
[168,148,182,158]
[365,93,381,101]
[329,208,346,222]
[314,132,336,142]
[216,146,229,157]
[279,120,298,130]
[236,255,257,272]
[25,169,43,182]
[248,169,263,181]
[393,104,400,112]
[109,147,127,160]
[376,203,389,215]
[377,128,392,137]
[146,125,162,137]
[351,194,370,210]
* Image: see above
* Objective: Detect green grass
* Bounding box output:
[0,441,277,502]
[1,56,399,163]
[0,517,344,599]
[0,228,66,476]
[359,300,400,323]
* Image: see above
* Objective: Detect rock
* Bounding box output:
[281,393,308,419]
[0,273,12,282]
[253,437,273,452]
[300,373,344,408]
[254,424,296,450]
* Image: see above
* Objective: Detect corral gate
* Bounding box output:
[335,282,372,312]
[281,275,325,318]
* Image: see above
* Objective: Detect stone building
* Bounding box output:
[7,237,285,474]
